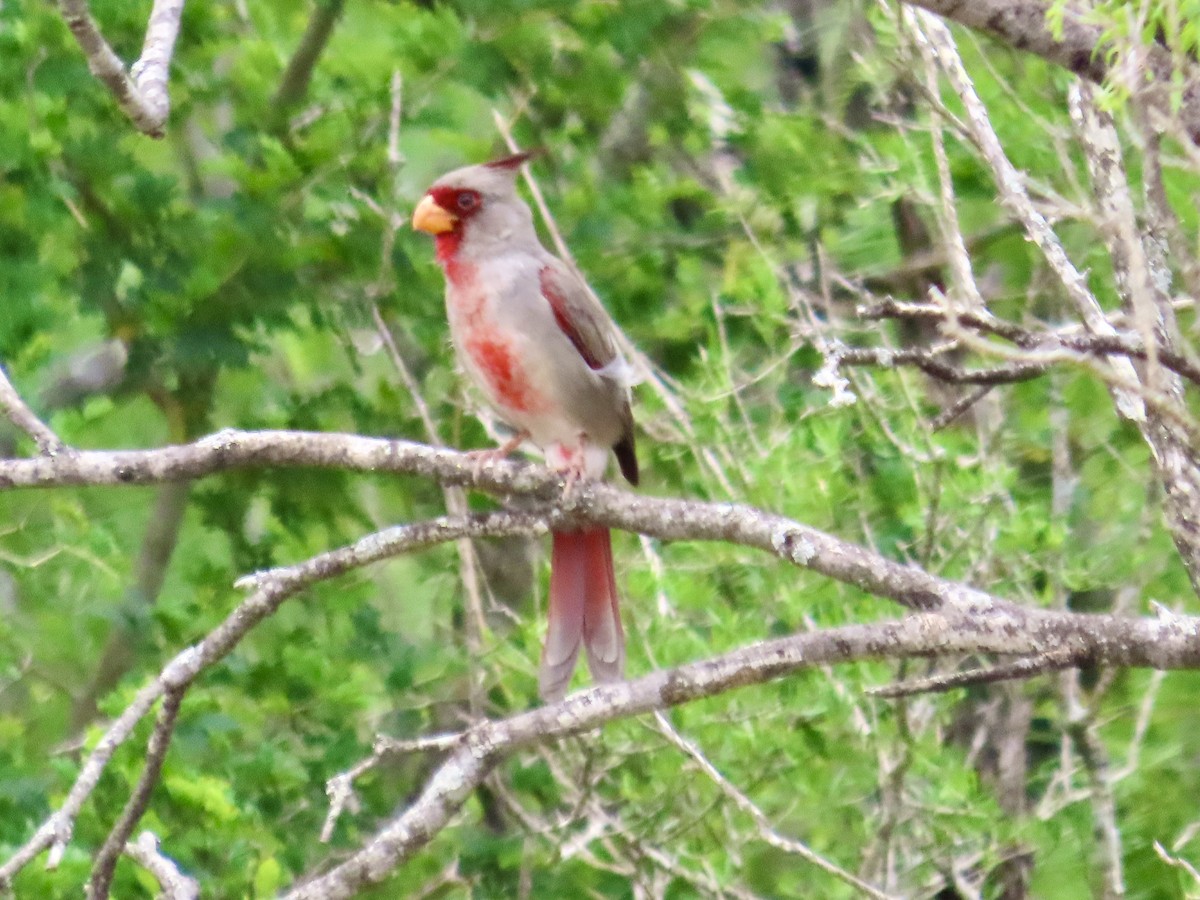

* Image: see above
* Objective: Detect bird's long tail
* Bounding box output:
[539,528,625,701]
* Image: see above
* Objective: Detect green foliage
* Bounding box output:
[1,0,1199,896]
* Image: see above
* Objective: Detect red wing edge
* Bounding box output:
[539,266,604,371]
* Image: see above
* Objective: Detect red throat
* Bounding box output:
[437,231,480,290]
[435,230,464,268]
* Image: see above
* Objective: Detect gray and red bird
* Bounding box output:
[412,153,638,701]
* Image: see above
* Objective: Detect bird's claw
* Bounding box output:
[464,431,529,480]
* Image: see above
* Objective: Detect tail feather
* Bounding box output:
[541,531,587,701]
[539,528,625,701]
[581,529,624,682]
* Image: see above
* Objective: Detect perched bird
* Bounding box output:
[412,153,638,701]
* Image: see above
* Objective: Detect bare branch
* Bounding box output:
[1068,81,1167,387]
[868,649,1082,698]
[122,832,198,900]
[930,384,995,431]
[282,609,1200,899]
[1066,708,1126,898]
[0,427,1184,627]
[838,344,1045,385]
[87,688,184,900]
[321,732,464,842]
[271,0,346,129]
[0,509,540,887]
[134,0,185,126]
[0,366,67,456]
[913,11,986,313]
[1154,840,1200,888]
[59,0,185,137]
[860,298,1200,387]
[900,0,1200,144]
[652,712,898,899]
[910,10,1147,422]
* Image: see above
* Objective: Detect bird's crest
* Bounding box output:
[484,150,539,171]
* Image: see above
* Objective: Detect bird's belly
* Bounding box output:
[460,330,549,419]
[447,279,615,453]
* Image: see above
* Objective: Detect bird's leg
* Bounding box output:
[553,437,592,502]
[466,429,530,466]
[463,429,529,483]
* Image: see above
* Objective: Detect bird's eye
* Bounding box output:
[456,192,478,211]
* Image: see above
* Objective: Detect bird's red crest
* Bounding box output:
[484,150,538,171]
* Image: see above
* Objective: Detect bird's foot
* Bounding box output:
[546,437,605,505]
[556,446,592,504]
[465,431,529,478]
[561,464,583,500]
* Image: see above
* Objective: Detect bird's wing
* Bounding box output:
[538,256,639,485]
[537,258,624,377]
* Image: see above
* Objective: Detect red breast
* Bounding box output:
[448,276,548,416]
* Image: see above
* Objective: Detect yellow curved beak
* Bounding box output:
[412,195,457,234]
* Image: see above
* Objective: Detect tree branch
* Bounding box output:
[910,10,1147,423]
[281,608,1200,899]
[59,0,185,137]
[271,0,346,130]
[868,649,1082,697]
[860,298,1200,388]
[0,509,542,887]
[5,427,1200,891]
[838,344,1045,385]
[0,426,1185,627]
[0,426,1086,618]
[122,832,198,900]
[652,711,897,899]
[87,688,184,900]
[901,0,1200,144]
[0,365,67,456]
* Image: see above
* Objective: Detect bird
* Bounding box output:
[412,152,638,701]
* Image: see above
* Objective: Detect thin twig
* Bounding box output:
[87,688,184,899]
[0,509,542,887]
[910,10,1147,423]
[913,15,986,313]
[321,732,463,842]
[652,712,898,899]
[868,649,1083,698]
[1069,81,1166,395]
[371,74,490,707]
[838,344,1044,385]
[931,385,995,431]
[1066,707,1126,898]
